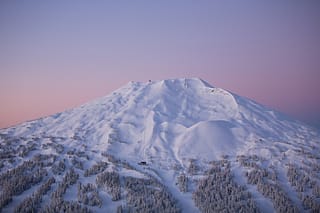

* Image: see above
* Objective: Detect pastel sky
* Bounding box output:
[1,0,320,129]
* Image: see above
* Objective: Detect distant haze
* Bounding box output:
[1,1,320,129]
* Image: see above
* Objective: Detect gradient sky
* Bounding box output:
[1,0,320,129]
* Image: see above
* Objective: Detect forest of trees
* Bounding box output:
[287,163,320,211]
[240,155,299,213]
[96,171,121,201]
[177,174,188,192]
[40,168,91,213]
[123,176,181,212]
[0,133,319,213]
[14,177,55,213]
[78,182,102,207]
[0,159,47,211]
[84,161,108,177]
[193,159,259,213]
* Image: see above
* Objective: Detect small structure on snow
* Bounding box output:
[138,161,147,166]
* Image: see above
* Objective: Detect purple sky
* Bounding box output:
[1,0,320,129]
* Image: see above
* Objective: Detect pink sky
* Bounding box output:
[1,1,320,129]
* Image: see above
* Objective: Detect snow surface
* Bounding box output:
[1,78,320,212]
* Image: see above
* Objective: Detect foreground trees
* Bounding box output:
[14,177,55,213]
[123,176,180,212]
[1,132,319,213]
[0,160,47,211]
[193,160,259,213]
[240,155,299,213]
[287,163,320,211]
[96,171,121,201]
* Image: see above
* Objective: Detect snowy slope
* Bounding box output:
[0,78,319,213]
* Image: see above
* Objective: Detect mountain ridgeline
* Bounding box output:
[0,78,319,212]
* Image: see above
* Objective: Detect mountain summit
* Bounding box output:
[1,78,319,212]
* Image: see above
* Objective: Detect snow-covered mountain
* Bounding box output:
[0,78,319,212]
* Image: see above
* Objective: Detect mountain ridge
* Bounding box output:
[0,78,319,212]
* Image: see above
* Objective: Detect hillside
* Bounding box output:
[0,78,319,212]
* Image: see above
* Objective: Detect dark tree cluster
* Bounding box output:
[14,177,55,213]
[71,157,84,170]
[67,150,87,169]
[67,150,90,160]
[0,192,12,211]
[313,184,320,198]
[0,143,15,159]
[296,148,320,160]
[0,136,20,147]
[310,162,320,174]
[47,136,66,143]
[41,142,53,150]
[300,161,320,182]
[51,168,79,200]
[75,151,90,160]
[52,160,66,175]
[256,181,298,213]
[0,136,16,147]
[96,171,121,201]
[242,157,298,213]
[193,160,259,213]
[188,159,199,175]
[84,161,108,177]
[101,152,136,171]
[104,152,139,171]
[123,176,180,213]
[77,182,102,207]
[302,195,320,212]
[0,160,46,211]
[245,168,276,184]
[65,168,79,184]
[177,174,188,192]
[116,205,123,213]
[52,143,65,154]
[67,149,76,155]
[36,177,56,197]
[40,198,91,213]
[287,164,320,211]
[17,142,37,157]
[16,145,31,157]
[206,159,230,175]
[42,169,81,212]
[237,155,261,169]
[173,164,183,171]
[41,141,63,153]
[0,133,7,140]
[287,164,313,192]
[33,154,57,167]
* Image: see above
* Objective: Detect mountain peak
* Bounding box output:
[126,77,213,89]
[0,78,319,212]
[158,78,213,89]
[2,77,318,161]
[155,77,212,86]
